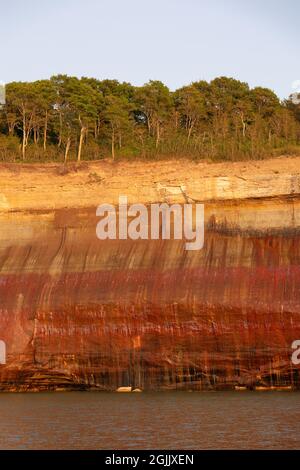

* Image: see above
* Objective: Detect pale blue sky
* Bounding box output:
[1,0,299,98]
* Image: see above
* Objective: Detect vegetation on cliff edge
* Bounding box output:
[0,75,299,163]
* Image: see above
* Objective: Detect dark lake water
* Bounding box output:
[0,392,299,449]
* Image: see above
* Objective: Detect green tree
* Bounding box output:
[175,85,207,141]
[136,80,172,148]
[34,80,56,151]
[103,95,134,160]
[6,82,39,159]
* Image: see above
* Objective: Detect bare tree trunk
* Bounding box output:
[7,117,17,136]
[147,114,152,135]
[187,121,194,142]
[155,122,160,149]
[58,112,63,148]
[111,127,115,160]
[174,111,179,129]
[77,126,85,162]
[240,114,246,138]
[33,127,38,145]
[22,113,26,160]
[139,133,145,158]
[43,111,48,151]
[64,136,71,164]
[97,117,101,137]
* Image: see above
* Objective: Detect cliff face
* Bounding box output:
[0,159,300,391]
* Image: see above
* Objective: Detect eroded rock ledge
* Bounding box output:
[0,156,300,212]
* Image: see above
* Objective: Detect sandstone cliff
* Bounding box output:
[0,157,300,391]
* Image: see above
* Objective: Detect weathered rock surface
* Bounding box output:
[0,158,300,391]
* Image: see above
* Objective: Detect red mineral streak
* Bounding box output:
[0,204,300,391]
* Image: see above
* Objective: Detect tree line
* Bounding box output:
[0,75,299,163]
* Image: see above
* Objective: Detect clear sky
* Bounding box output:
[1,0,299,99]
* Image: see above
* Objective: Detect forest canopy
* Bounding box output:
[0,75,299,163]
